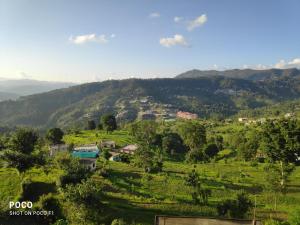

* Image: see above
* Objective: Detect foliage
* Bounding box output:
[133,145,163,173]
[217,192,253,218]
[55,153,91,187]
[101,114,117,133]
[185,166,211,205]
[177,121,206,150]
[261,119,300,192]
[128,121,158,146]
[102,149,112,160]
[264,163,295,193]
[10,128,38,154]
[162,132,186,155]
[46,128,64,145]
[36,193,64,224]
[87,120,96,130]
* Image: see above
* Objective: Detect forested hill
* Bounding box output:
[0,75,300,128]
[176,68,300,81]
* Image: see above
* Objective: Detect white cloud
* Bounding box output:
[110,34,116,38]
[187,14,207,31]
[274,58,300,69]
[174,16,183,23]
[160,34,188,48]
[69,34,108,44]
[149,12,160,18]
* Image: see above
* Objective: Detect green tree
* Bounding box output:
[129,121,158,146]
[217,192,253,219]
[203,143,219,159]
[177,121,206,150]
[133,145,163,173]
[162,132,186,155]
[55,153,91,187]
[46,128,64,145]
[1,128,40,173]
[261,119,300,192]
[10,128,38,154]
[101,114,117,133]
[185,166,211,205]
[87,120,96,130]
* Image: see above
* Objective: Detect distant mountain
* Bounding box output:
[0,78,74,97]
[0,75,300,129]
[175,68,300,81]
[0,92,19,101]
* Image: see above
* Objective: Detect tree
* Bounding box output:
[55,153,91,187]
[203,143,219,159]
[133,146,163,173]
[1,128,40,173]
[46,128,64,145]
[101,114,117,133]
[62,179,104,224]
[261,119,300,192]
[87,120,96,130]
[129,121,158,146]
[10,128,38,154]
[162,132,186,155]
[177,122,206,150]
[185,166,211,205]
[185,148,206,163]
[217,192,253,218]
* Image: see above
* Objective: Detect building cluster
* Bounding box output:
[238,112,296,125]
[49,140,139,170]
[176,111,198,120]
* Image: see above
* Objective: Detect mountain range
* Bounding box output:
[0,78,74,101]
[0,68,299,129]
[176,68,300,81]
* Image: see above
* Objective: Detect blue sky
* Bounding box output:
[0,0,300,82]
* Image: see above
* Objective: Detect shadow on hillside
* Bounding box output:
[21,182,57,202]
[202,178,264,193]
[107,170,153,198]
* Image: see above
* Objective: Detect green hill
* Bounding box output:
[0,74,300,128]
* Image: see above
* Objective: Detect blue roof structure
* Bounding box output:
[72,151,99,158]
[72,145,100,159]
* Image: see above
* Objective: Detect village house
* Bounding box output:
[238,117,248,123]
[49,144,69,157]
[109,152,121,162]
[72,144,100,170]
[176,111,198,120]
[100,140,116,149]
[119,144,138,155]
[79,158,97,171]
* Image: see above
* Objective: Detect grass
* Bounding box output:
[63,130,135,147]
[0,168,22,210]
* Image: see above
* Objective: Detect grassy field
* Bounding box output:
[63,130,135,147]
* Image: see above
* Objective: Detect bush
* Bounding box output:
[217,192,253,219]
[36,193,64,224]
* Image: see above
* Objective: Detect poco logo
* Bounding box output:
[9,201,33,209]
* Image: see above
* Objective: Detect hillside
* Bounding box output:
[0,75,300,128]
[176,68,300,81]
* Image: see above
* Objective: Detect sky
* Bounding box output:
[0,0,300,83]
